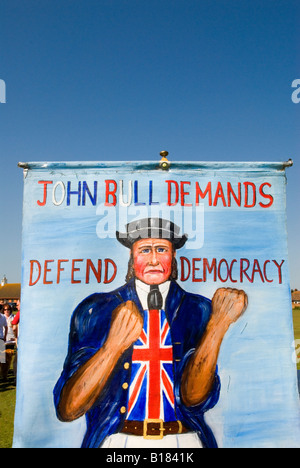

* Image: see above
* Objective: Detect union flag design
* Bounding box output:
[127,308,176,421]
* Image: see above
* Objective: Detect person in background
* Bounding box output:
[3,304,15,342]
[0,307,8,380]
[11,300,20,379]
[1,304,16,381]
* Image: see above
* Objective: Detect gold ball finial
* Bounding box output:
[159,150,170,170]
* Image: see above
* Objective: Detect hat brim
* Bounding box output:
[116,229,188,250]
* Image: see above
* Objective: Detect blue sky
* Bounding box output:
[0,0,299,287]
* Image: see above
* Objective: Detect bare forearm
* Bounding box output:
[181,320,228,406]
[181,288,248,407]
[58,343,122,422]
[58,300,143,422]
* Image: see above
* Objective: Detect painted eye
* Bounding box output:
[142,248,151,254]
[157,247,166,253]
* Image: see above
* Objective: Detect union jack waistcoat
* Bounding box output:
[128,308,176,421]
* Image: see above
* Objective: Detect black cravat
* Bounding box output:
[147,284,163,310]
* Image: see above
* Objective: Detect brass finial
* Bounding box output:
[159,151,170,170]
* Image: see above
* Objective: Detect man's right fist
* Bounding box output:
[106,301,143,354]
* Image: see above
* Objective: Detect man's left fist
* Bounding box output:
[211,288,248,328]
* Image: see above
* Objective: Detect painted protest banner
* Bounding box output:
[13,160,300,448]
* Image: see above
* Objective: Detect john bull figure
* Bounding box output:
[54,217,248,448]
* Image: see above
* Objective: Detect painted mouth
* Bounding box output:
[144,268,164,274]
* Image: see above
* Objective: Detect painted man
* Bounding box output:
[54,217,248,448]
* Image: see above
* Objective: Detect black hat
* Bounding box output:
[116,217,188,250]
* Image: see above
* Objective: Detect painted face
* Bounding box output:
[3,307,10,317]
[132,238,175,285]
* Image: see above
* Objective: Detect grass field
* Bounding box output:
[1,310,300,448]
[0,370,16,448]
[293,308,300,370]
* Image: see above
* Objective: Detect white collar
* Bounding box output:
[135,279,170,310]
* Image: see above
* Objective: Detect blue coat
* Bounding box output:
[54,279,221,448]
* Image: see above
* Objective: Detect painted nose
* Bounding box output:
[150,250,159,266]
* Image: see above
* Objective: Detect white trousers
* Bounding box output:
[102,432,203,448]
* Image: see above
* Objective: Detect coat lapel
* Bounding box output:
[114,279,145,317]
[115,279,186,324]
[165,281,186,325]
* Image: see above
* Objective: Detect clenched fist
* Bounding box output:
[106,301,143,355]
[211,288,248,330]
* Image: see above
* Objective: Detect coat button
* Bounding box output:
[122,382,129,390]
[124,362,130,370]
[120,406,127,414]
